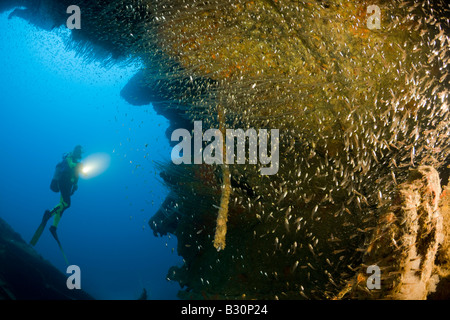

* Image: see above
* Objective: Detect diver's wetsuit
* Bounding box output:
[30,147,82,247]
[56,173,73,211]
[50,154,80,227]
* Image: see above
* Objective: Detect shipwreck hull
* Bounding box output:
[145,0,449,299]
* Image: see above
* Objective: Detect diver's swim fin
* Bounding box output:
[49,226,69,265]
[30,210,52,246]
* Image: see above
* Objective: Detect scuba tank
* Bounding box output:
[50,153,70,192]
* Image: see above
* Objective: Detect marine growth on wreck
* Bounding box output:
[141,0,450,299]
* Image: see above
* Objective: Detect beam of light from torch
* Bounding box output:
[79,153,111,179]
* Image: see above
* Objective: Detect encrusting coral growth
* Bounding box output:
[335,166,449,299]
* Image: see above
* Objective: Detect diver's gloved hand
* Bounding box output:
[71,184,78,195]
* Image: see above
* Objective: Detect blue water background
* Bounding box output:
[0,11,183,300]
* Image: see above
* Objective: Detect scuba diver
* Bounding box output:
[30,145,84,263]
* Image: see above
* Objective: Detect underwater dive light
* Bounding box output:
[79,153,111,179]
